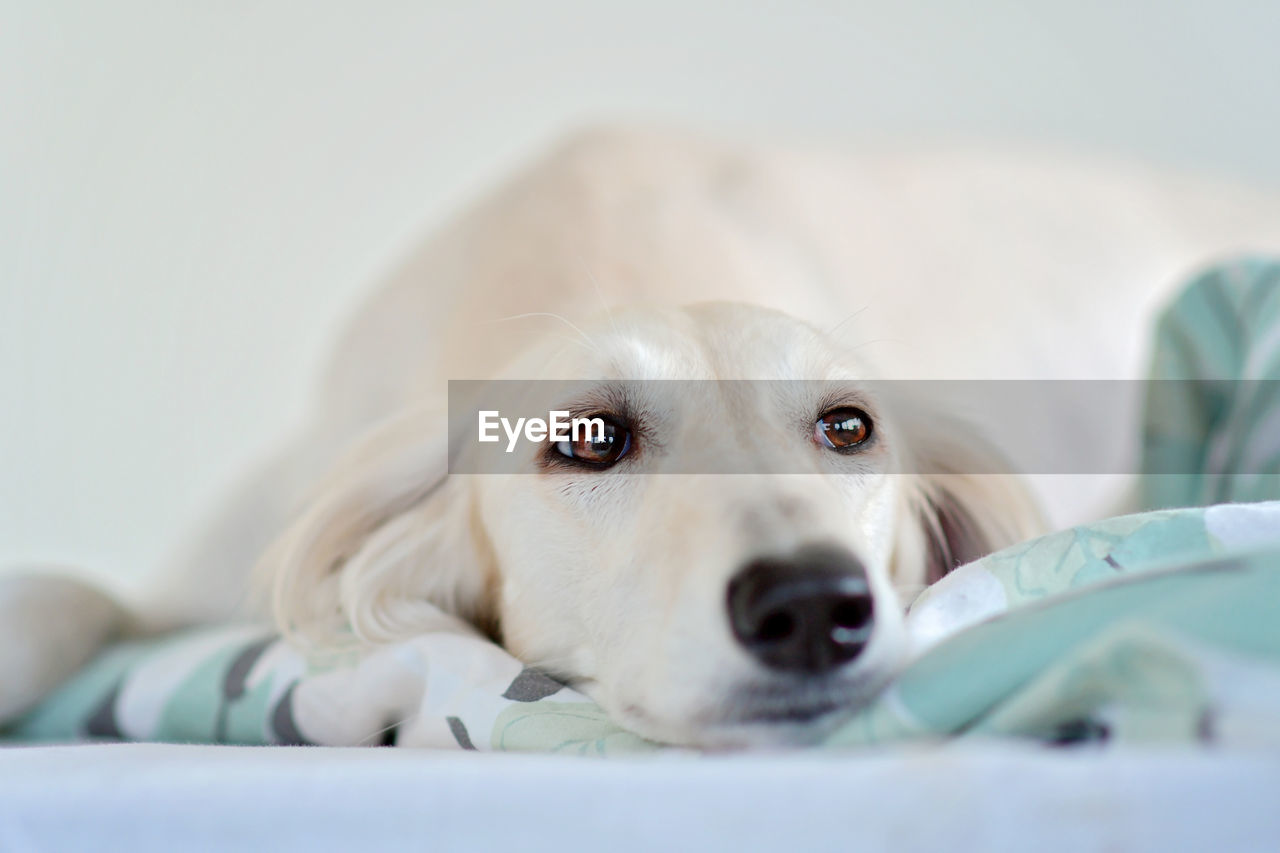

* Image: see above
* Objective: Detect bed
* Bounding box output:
[2,743,1277,852]
[5,178,1280,853]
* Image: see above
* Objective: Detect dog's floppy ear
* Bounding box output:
[256,405,496,647]
[906,471,1043,584]
[891,404,1046,594]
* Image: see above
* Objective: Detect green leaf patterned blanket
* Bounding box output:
[5,258,1280,754]
[5,504,1279,753]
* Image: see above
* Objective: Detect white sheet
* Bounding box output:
[1,743,1276,852]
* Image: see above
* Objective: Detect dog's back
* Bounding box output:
[84,128,1280,624]
[6,128,1280,725]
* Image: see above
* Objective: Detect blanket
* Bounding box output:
[5,257,1280,754]
[6,504,1280,753]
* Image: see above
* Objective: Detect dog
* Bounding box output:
[9,126,1264,747]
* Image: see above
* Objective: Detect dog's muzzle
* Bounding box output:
[726,545,875,674]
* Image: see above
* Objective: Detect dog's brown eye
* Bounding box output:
[553,419,632,467]
[815,408,872,450]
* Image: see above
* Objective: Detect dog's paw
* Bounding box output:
[0,572,124,723]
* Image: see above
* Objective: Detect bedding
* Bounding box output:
[5,503,1280,753]
[5,257,1280,754]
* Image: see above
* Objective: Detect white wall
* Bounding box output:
[3,0,1279,590]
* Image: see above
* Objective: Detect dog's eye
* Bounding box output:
[814,407,872,450]
[553,419,633,467]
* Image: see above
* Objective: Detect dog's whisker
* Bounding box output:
[824,304,872,341]
[846,337,905,353]
[499,329,602,358]
[358,709,421,747]
[575,253,622,340]
[485,311,603,356]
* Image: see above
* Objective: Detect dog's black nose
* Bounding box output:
[727,545,875,674]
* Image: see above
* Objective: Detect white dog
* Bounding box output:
[5,128,1276,746]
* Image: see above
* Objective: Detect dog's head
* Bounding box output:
[262,303,1041,746]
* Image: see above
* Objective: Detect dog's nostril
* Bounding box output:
[727,545,876,675]
[756,611,795,642]
[831,598,873,630]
